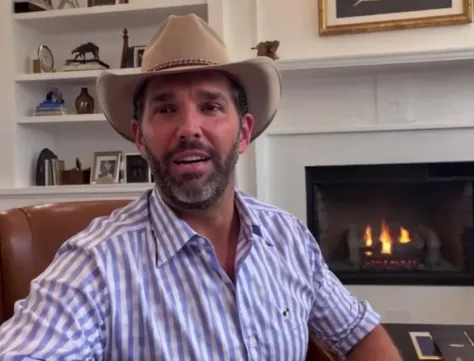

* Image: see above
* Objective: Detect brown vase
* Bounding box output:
[75,87,94,114]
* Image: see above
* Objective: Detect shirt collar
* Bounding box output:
[148,186,266,268]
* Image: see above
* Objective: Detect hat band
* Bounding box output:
[148,58,220,72]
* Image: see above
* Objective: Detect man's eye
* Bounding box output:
[202,104,220,112]
[155,106,173,114]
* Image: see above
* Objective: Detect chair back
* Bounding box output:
[0,199,131,323]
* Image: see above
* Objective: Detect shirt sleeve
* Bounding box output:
[0,242,109,361]
[303,225,381,356]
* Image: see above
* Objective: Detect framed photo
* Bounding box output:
[123,153,151,183]
[91,151,121,184]
[133,46,146,68]
[319,0,473,36]
[87,0,127,6]
[409,332,443,360]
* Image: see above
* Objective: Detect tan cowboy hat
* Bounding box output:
[96,13,282,143]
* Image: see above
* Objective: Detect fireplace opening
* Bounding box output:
[305,162,474,286]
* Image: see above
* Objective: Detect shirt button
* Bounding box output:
[199,238,206,246]
[249,337,258,347]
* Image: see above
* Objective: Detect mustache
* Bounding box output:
[164,139,219,162]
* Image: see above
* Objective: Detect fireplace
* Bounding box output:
[305,161,474,286]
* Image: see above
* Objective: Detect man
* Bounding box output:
[0,14,401,361]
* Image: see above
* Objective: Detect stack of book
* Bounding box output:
[33,102,68,116]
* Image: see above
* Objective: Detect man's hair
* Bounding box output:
[132,74,249,125]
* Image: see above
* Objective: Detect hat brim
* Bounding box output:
[96,56,282,143]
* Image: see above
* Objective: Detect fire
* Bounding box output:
[379,220,392,254]
[399,227,411,244]
[363,219,411,255]
[364,226,373,246]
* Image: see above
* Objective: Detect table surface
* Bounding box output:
[384,323,474,361]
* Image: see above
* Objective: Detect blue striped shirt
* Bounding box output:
[0,187,380,360]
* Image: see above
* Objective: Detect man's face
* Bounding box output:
[132,71,254,210]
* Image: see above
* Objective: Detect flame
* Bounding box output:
[364,226,373,247]
[363,220,411,255]
[399,227,411,244]
[379,220,392,254]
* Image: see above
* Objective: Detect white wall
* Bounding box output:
[0,1,17,188]
[258,0,474,59]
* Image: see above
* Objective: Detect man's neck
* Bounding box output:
[160,185,241,280]
[162,185,239,247]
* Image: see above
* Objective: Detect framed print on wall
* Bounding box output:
[87,0,127,6]
[319,0,473,36]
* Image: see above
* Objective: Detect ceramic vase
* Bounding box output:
[75,87,94,114]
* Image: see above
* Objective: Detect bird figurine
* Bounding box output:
[251,40,280,61]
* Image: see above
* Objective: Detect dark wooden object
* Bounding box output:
[61,169,91,185]
[120,28,129,69]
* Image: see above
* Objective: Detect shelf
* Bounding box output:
[0,183,152,199]
[265,121,474,136]
[15,67,140,83]
[17,113,106,125]
[276,47,474,75]
[15,47,474,85]
[13,1,208,33]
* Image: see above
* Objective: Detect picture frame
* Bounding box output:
[133,46,146,68]
[409,332,443,360]
[90,151,122,184]
[87,0,127,6]
[319,0,473,36]
[123,153,152,183]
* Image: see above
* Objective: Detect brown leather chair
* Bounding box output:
[0,200,338,361]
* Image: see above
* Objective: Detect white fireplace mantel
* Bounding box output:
[277,46,474,72]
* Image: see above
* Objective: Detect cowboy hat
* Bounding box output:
[96,13,282,143]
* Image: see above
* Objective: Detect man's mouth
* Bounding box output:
[173,155,211,165]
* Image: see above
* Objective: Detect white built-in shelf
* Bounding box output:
[15,67,140,83]
[17,113,106,125]
[14,47,474,86]
[0,183,152,198]
[13,0,208,33]
[276,47,474,75]
[266,121,474,136]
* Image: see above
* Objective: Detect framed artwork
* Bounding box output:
[123,153,151,183]
[133,46,146,67]
[319,0,473,36]
[87,0,127,6]
[90,151,121,184]
[409,332,443,360]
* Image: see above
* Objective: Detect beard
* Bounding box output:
[143,135,240,210]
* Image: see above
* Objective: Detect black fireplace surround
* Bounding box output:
[305,161,474,286]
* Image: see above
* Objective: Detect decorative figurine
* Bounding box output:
[72,42,100,62]
[62,42,110,72]
[120,28,130,69]
[34,88,68,116]
[251,40,280,60]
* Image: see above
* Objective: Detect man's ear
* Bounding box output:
[131,119,145,156]
[238,113,254,154]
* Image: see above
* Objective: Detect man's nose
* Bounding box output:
[175,106,202,140]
